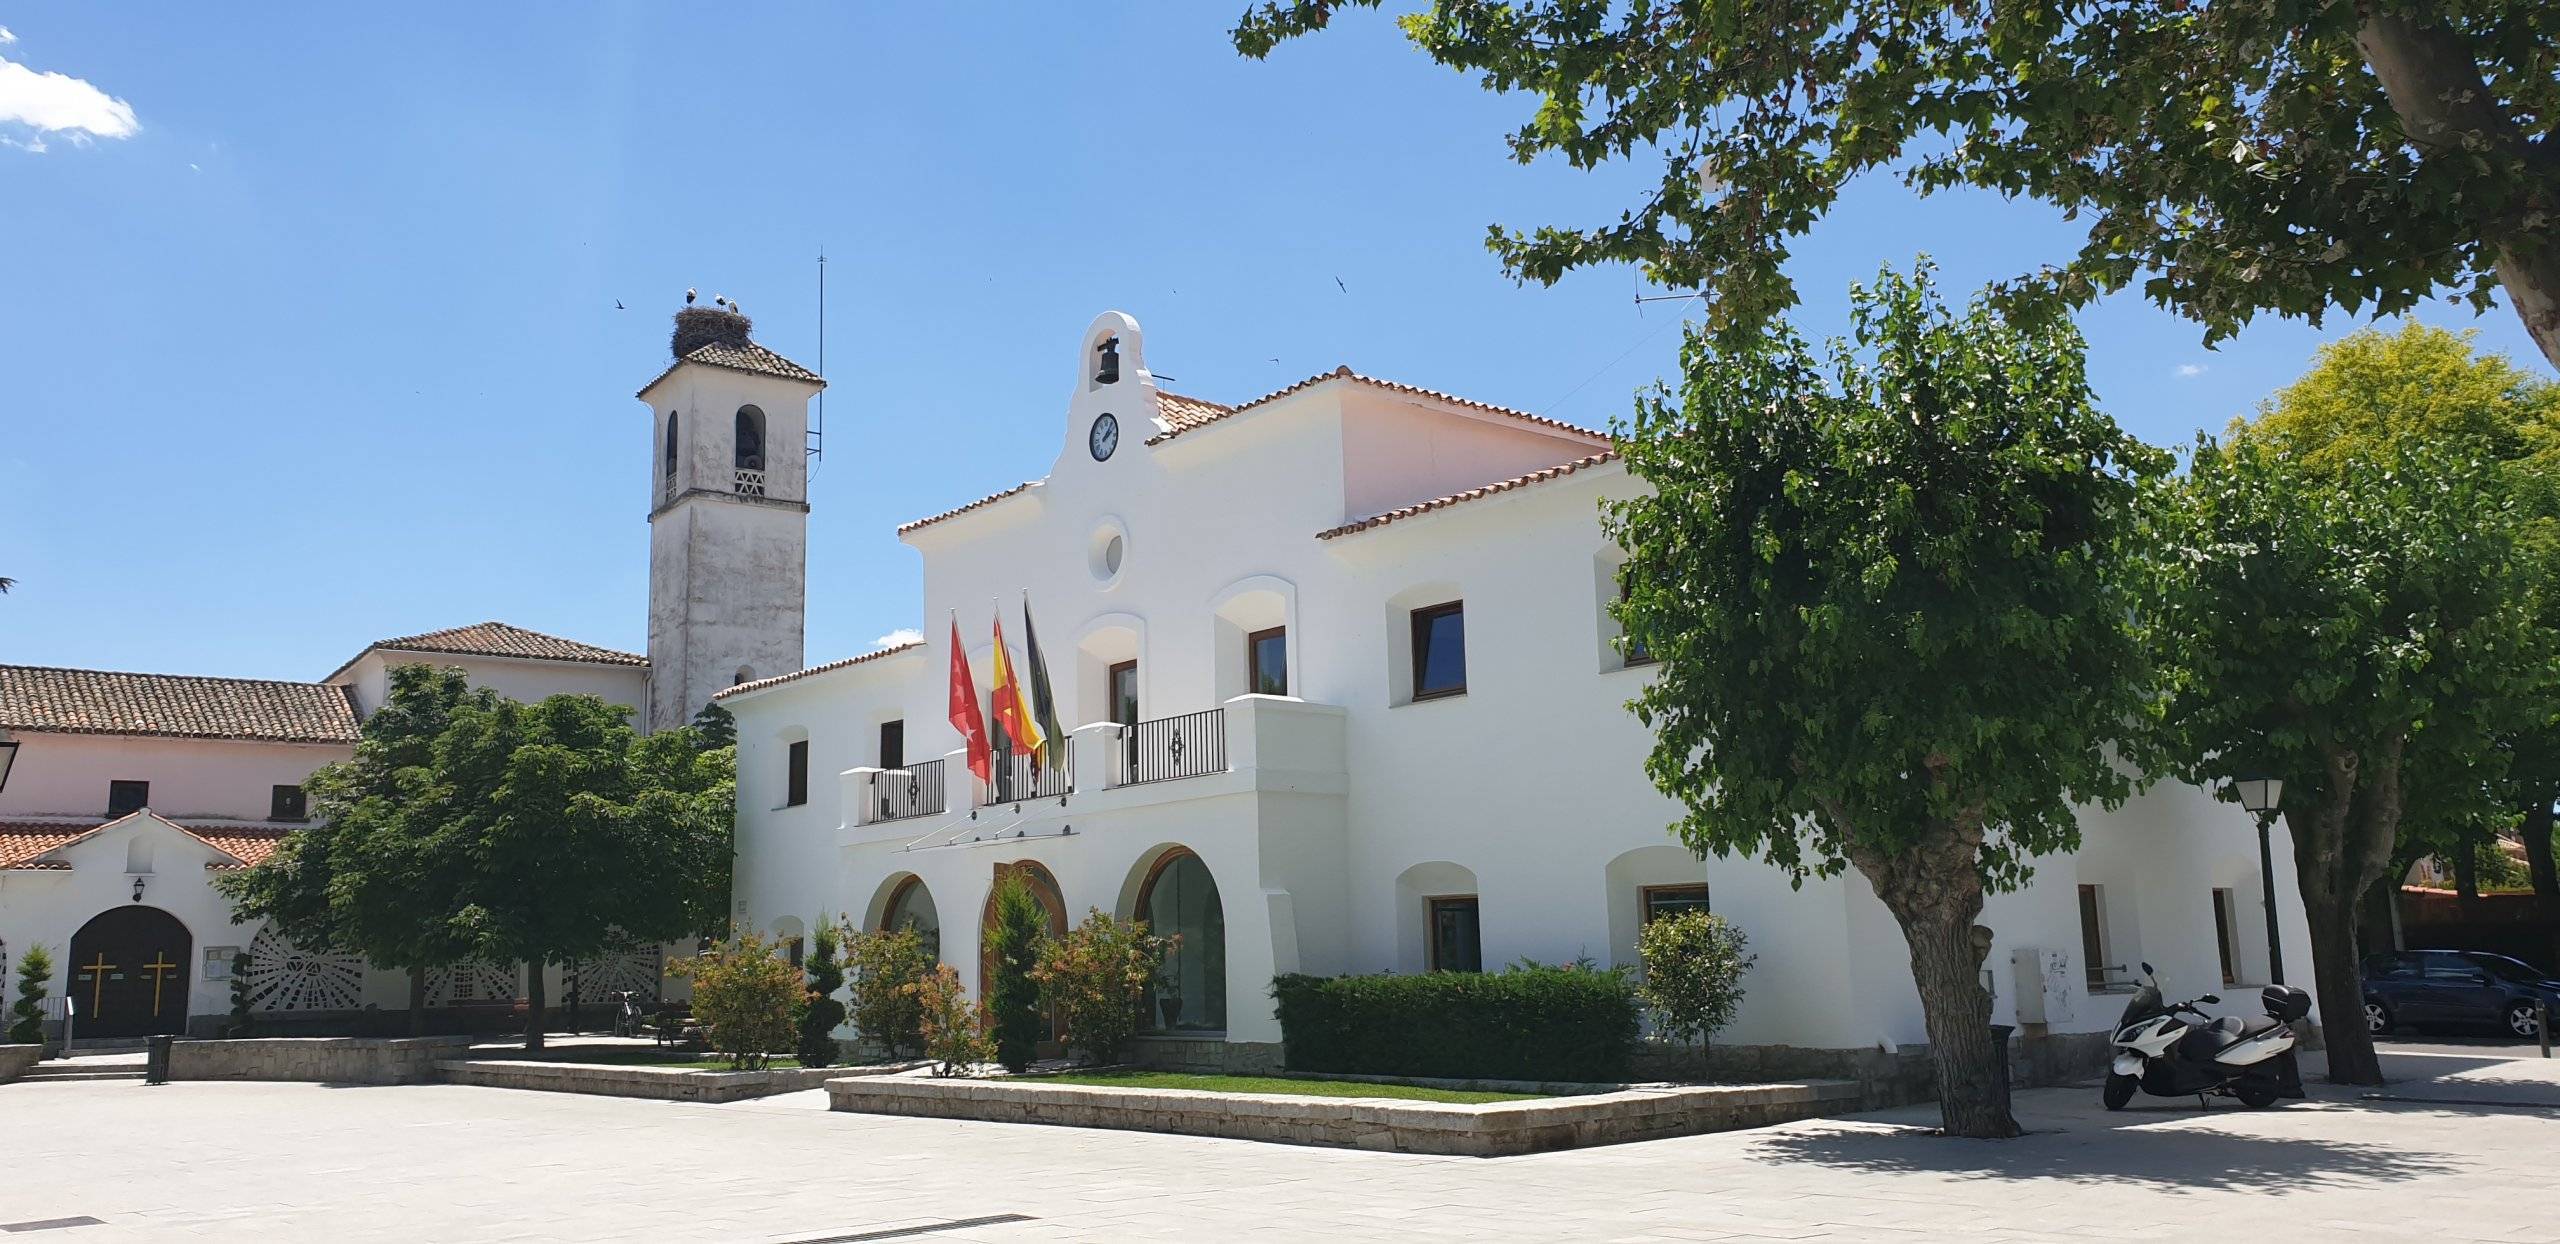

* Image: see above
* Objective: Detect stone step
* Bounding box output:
[18,1065,146,1083]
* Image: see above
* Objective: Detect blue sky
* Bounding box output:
[3,5,2545,683]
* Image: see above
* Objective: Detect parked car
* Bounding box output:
[2360,950,2560,1039]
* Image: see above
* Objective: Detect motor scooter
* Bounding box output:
[2103,961,2310,1110]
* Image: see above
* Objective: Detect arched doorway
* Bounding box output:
[1134,848,1226,1032]
[68,906,193,1038]
[879,874,942,959]
[980,861,1068,1045]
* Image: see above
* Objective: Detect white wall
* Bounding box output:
[0,733,349,823]
[335,652,648,722]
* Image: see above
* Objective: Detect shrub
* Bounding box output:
[7,945,50,1046]
[1272,962,1640,1083]
[843,924,932,1058]
[1635,910,1755,1055]
[984,875,1049,1072]
[908,964,993,1077]
[1031,908,1172,1066]
[672,933,802,1069]
[227,951,254,1038]
[796,920,848,1069]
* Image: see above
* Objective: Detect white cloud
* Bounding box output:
[1,133,45,153]
[2174,363,2207,379]
[0,51,140,148]
[0,28,17,45]
[873,627,924,649]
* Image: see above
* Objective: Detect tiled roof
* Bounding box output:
[897,482,1037,537]
[636,339,825,397]
[0,665,362,744]
[0,818,291,871]
[335,621,646,681]
[1317,451,1622,539]
[713,642,924,701]
[1146,365,1608,446]
[1154,390,1233,434]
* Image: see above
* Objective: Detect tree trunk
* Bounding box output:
[407,966,428,1039]
[1852,822,2019,1139]
[2302,888,2384,1084]
[2354,12,2560,371]
[2286,739,2405,1087]
[2453,841,2480,900]
[523,960,546,1052]
[2523,798,2558,899]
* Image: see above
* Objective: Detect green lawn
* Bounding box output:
[1023,1070,1543,1104]
[509,1046,808,1071]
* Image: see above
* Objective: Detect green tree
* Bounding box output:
[2247,322,2560,903]
[1030,909,1171,1067]
[441,694,735,1051]
[984,874,1049,1073]
[1606,265,2165,1137]
[796,920,848,1068]
[1235,2,2560,369]
[8,945,52,1046]
[908,964,993,1077]
[218,664,491,1036]
[843,924,933,1058]
[2146,437,2551,1084]
[1635,911,1756,1061]
[690,700,738,752]
[226,952,253,1038]
[672,933,800,1070]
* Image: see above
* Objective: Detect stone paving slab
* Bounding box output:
[1,1045,2552,1241]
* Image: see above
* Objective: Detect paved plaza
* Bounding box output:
[6,1044,2556,1243]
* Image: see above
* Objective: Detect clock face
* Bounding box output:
[1089,412,1119,462]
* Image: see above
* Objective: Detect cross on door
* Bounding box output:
[80,951,116,1017]
[141,952,179,1016]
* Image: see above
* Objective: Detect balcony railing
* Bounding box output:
[870,759,946,822]
[980,740,1073,807]
[733,467,767,497]
[1126,708,1228,785]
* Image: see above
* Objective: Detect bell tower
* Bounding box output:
[638,300,823,731]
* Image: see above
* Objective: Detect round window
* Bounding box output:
[1088,523,1128,584]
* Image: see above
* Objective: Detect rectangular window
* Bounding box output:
[2211,888,2239,985]
[1618,577,1654,666]
[785,937,806,969]
[1427,896,1482,973]
[879,720,905,772]
[785,740,810,807]
[204,947,239,981]
[2077,884,2110,989]
[1642,883,1711,922]
[1410,602,1467,700]
[270,784,308,822]
[107,780,149,817]
[1110,660,1140,773]
[1248,626,1289,697]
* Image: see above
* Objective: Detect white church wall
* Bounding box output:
[0,733,348,823]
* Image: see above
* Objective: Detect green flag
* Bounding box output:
[1022,593,1067,773]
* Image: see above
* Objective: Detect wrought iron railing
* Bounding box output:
[1126,708,1228,785]
[870,759,946,822]
[733,467,767,497]
[980,741,1072,807]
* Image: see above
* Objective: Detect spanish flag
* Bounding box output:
[947,612,992,783]
[990,610,1045,766]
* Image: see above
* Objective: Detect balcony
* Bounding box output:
[1123,708,1229,785]
[866,758,946,823]
[978,741,1073,808]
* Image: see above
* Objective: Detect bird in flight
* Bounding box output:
[1334,277,1346,293]
[615,299,626,310]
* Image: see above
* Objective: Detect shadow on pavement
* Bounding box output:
[1747,1119,2463,1194]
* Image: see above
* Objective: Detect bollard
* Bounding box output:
[144,1033,173,1085]
[1989,1023,2016,1104]
[2541,999,2551,1060]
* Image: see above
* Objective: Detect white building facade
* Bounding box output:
[724,312,2321,1072]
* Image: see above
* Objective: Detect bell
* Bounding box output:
[1095,336,1121,385]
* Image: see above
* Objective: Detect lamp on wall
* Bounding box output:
[0,734,18,794]
[131,875,146,903]
[2229,775,2286,986]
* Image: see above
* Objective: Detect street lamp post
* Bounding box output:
[2232,775,2285,985]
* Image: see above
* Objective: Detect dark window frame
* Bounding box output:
[663,411,680,480]
[734,405,767,471]
[107,779,150,817]
[1247,625,1288,697]
[879,720,905,772]
[270,784,309,822]
[1640,883,1711,923]
[784,739,810,808]
[1617,576,1655,666]
[1409,601,1468,701]
[1426,894,1483,973]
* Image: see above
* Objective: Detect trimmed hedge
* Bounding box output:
[1272,965,1640,1083]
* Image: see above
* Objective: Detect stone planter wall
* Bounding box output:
[1124,1035,1283,1075]
[0,1044,40,1083]
[437,1058,911,1103]
[825,1073,1862,1156]
[168,1036,473,1085]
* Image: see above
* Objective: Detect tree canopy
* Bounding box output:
[1235,1,2560,367]
[1608,263,2165,1135]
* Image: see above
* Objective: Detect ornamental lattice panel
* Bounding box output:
[568,945,664,1003]
[246,925,366,1013]
[427,960,519,1005]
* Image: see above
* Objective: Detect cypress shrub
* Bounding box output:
[985,875,1049,1072]
[8,945,51,1046]
[1272,963,1640,1083]
[795,921,847,1069]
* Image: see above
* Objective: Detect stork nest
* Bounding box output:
[671,306,755,359]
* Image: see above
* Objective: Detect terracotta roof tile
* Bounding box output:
[1153,390,1233,434]
[361,621,646,669]
[0,818,291,871]
[1317,451,1622,539]
[636,339,825,398]
[1146,366,1607,446]
[897,482,1037,537]
[713,642,924,701]
[0,666,362,744]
